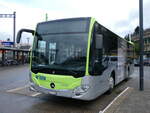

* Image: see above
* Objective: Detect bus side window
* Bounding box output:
[102,56,109,67]
[93,23,104,75]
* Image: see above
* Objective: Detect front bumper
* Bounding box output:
[30,83,94,100]
[30,83,73,98]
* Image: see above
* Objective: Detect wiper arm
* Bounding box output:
[67,70,78,75]
[31,65,50,74]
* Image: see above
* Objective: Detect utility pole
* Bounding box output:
[46,13,48,21]
[139,0,144,91]
[0,11,16,47]
[13,11,16,48]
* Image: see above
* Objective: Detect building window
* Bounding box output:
[148,37,150,43]
[144,39,147,44]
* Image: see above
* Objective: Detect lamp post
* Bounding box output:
[139,0,144,91]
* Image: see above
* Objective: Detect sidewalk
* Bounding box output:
[110,67,150,113]
[114,89,150,113]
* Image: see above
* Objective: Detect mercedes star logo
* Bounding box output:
[50,83,55,88]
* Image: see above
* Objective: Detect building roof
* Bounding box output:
[0,47,30,52]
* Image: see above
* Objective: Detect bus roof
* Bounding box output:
[90,17,134,46]
[37,17,134,46]
[36,17,91,35]
[38,17,91,25]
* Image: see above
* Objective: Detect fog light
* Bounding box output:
[74,85,89,96]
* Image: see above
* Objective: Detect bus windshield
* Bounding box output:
[31,33,88,77]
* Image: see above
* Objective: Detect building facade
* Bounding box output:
[132,28,150,58]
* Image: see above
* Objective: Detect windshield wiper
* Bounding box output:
[31,65,50,74]
[65,70,85,78]
[66,70,78,75]
[31,65,84,78]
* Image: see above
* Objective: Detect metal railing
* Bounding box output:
[0,47,30,66]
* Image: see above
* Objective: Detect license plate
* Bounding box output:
[49,91,56,95]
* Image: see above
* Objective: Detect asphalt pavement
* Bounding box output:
[0,65,144,113]
[111,66,150,113]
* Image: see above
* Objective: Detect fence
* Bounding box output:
[0,47,30,66]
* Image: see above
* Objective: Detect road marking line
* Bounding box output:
[31,92,41,97]
[99,87,132,113]
[6,84,29,92]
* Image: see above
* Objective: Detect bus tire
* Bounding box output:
[107,75,115,94]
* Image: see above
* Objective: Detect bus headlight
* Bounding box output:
[74,85,89,96]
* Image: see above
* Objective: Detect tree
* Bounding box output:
[134,26,139,35]
[134,41,140,57]
[7,38,10,41]
[124,34,130,41]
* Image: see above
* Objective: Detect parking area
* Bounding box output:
[0,65,149,113]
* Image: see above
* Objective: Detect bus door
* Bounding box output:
[117,39,127,82]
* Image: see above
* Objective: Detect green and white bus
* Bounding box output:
[17,17,134,100]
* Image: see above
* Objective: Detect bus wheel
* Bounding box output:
[107,76,114,94]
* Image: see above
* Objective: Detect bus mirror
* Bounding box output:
[96,34,103,49]
[16,29,35,43]
[16,31,22,43]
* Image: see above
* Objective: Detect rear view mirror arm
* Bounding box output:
[16,29,36,44]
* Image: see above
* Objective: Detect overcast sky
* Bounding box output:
[0,0,150,43]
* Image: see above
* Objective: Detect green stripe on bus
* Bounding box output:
[85,18,95,76]
[32,73,82,90]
